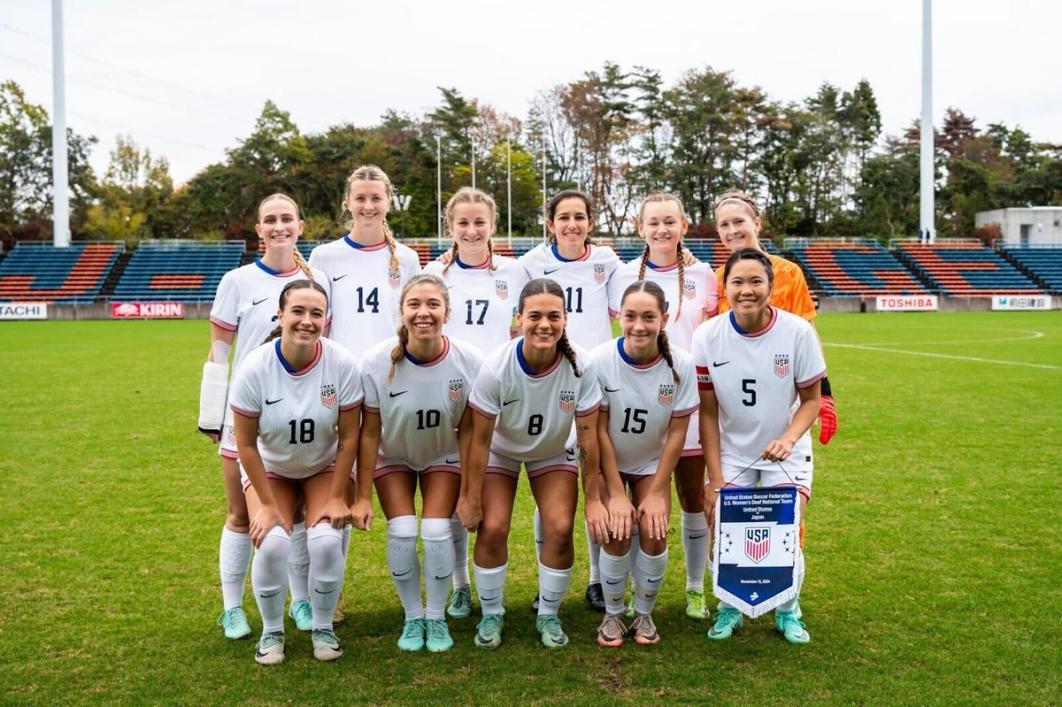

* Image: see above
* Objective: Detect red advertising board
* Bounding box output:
[110,302,185,319]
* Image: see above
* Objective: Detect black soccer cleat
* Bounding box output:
[585,582,606,613]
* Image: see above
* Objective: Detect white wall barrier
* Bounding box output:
[0,302,48,319]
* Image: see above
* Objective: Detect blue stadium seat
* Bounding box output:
[112,241,245,302]
[0,241,123,303]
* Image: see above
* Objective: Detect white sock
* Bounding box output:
[681,511,708,591]
[599,549,631,615]
[628,524,641,589]
[307,524,344,630]
[251,526,290,634]
[421,517,453,621]
[777,595,800,614]
[342,524,352,558]
[473,563,507,616]
[387,515,423,621]
[287,522,309,603]
[634,548,668,616]
[532,506,543,563]
[219,526,252,611]
[537,562,572,617]
[585,520,601,584]
[450,512,470,589]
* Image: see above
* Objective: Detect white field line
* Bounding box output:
[825,333,1061,371]
[843,328,1045,347]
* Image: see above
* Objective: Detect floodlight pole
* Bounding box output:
[471,137,476,189]
[506,139,512,245]
[541,142,547,242]
[52,0,70,248]
[920,0,935,243]
[436,135,442,245]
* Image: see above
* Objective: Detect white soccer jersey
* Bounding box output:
[591,338,699,474]
[308,236,421,355]
[229,338,363,479]
[469,337,601,462]
[361,336,484,470]
[210,261,331,370]
[423,254,528,355]
[691,308,826,473]
[607,257,719,350]
[518,242,619,350]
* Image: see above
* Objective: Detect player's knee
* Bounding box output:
[226,509,250,532]
[541,514,574,543]
[476,521,510,554]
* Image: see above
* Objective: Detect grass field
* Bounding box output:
[1,312,1060,705]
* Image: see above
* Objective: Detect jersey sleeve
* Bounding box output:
[312,270,333,327]
[672,353,699,416]
[690,327,713,391]
[361,361,381,412]
[702,267,720,318]
[210,271,240,331]
[228,357,262,418]
[468,357,502,418]
[337,351,363,410]
[400,247,422,281]
[606,267,625,316]
[575,355,602,416]
[794,323,827,388]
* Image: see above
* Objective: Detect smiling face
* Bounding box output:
[638,199,688,262]
[724,257,773,318]
[256,197,303,253]
[344,179,391,233]
[620,289,667,360]
[400,281,449,343]
[715,199,762,253]
[450,201,495,262]
[517,292,567,354]
[547,197,591,250]
[278,287,327,346]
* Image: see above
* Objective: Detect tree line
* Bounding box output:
[1,65,1059,250]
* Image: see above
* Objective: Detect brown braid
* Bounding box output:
[657,330,679,384]
[637,192,690,319]
[675,245,686,319]
[637,242,650,281]
[292,248,313,278]
[442,241,460,276]
[619,279,675,380]
[387,324,409,383]
[556,331,581,378]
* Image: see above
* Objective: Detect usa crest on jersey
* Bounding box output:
[774,354,790,378]
[320,384,337,409]
[593,264,606,284]
[683,279,696,300]
[388,268,401,288]
[495,280,509,299]
[658,383,675,407]
[559,390,575,413]
[448,378,465,402]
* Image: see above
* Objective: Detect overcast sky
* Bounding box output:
[2,0,1058,184]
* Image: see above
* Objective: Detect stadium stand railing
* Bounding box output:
[0,241,123,303]
[785,239,929,296]
[111,240,245,303]
[893,239,1043,296]
[997,243,1062,294]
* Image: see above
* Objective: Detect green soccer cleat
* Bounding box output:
[474,614,504,650]
[685,589,708,620]
[425,619,454,652]
[312,628,344,661]
[288,599,313,632]
[623,598,635,620]
[536,615,569,649]
[447,586,472,619]
[707,607,743,640]
[776,610,811,644]
[218,607,252,640]
[397,618,426,651]
[254,632,285,666]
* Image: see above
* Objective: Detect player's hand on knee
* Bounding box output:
[585,498,610,545]
[457,495,482,531]
[638,493,669,541]
[606,494,634,541]
[249,505,286,548]
[322,498,352,529]
[350,499,373,531]
[818,394,838,444]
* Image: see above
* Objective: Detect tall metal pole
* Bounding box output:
[51,0,70,248]
[471,139,476,189]
[920,0,935,243]
[506,139,512,245]
[436,135,442,245]
[541,142,547,241]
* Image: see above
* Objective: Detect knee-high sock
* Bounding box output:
[387,515,422,621]
[537,562,572,617]
[307,524,344,630]
[251,526,290,634]
[532,506,543,564]
[473,563,507,616]
[421,517,453,620]
[219,526,252,610]
[585,520,601,584]
[287,522,309,603]
[628,524,641,587]
[599,549,631,615]
[341,524,351,558]
[450,513,470,589]
[681,511,708,591]
[633,548,668,616]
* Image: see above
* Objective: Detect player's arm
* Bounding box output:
[324,405,362,530]
[597,410,634,541]
[762,381,821,462]
[456,407,473,498]
[699,388,724,531]
[198,324,235,441]
[351,408,381,530]
[642,414,690,542]
[457,409,495,531]
[234,411,289,547]
[576,409,608,545]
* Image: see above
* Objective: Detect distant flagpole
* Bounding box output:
[52,0,70,248]
[920,0,935,243]
[541,142,547,242]
[436,135,442,245]
[506,139,512,246]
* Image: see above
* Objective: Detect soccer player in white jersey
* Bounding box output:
[517,190,618,612]
[198,194,330,640]
[591,280,699,647]
[356,274,483,653]
[458,278,608,650]
[308,165,421,354]
[422,187,527,619]
[607,193,720,620]
[692,248,826,645]
[229,280,363,665]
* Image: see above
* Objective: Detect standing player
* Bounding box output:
[518,190,618,612]
[229,279,363,665]
[356,274,483,653]
[198,194,329,640]
[607,193,719,620]
[713,191,838,445]
[423,187,527,619]
[458,279,608,650]
[693,248,825,645]
[591,280,699,647]
[308,164,421,354]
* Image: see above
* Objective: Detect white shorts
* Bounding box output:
[486,448,578,479]
[239,463,337,493]
[618,458,660,478]
[722,464,813,499]
[374,452,461,480]
[680,410,702,458]
[218,408,238,459]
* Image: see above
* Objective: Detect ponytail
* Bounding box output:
[556,331,581,378]
[388,324,409,383]
[657,330,679,384]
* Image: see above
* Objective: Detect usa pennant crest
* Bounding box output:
[712,485,803,618]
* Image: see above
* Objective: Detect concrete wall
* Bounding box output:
[975,207,1062,246]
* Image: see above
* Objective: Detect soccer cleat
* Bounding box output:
[707,607,743,640]
[425,619,454,652]
[685,589,708,620]
[218,607,252,640]
[474,614,504,650]
[596,613,626,648]
[312,628,344,661]
[332,591,347,625]
[288,599,313,632]
[776,610,811,644]
[254,632,285,666]
[585,583,606,613]
[397,618,426,651]
[630,612,661,645]
[530,594,540,613]
[536,615,569,649]
[447,586,472,619]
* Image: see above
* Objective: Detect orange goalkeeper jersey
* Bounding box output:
[715,254,817,322]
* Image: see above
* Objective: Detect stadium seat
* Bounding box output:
[896,242,1043,296]
[112,241,245,302]
[0,241,123,303]
[999,246,1062,293]
[788,241,928,297]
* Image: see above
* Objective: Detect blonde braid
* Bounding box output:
[388,324,409,383]
[382,221,400,275]
[556,331,581,378]
[637,242,650,281]
[675,245,686,318]
[292,248,313,278]
[486,239,496,273]
[442,241,460,276]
